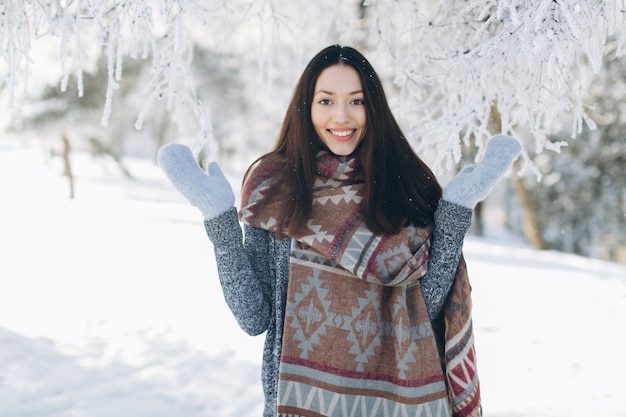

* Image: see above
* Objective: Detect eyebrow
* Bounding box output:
[314,89,363,96]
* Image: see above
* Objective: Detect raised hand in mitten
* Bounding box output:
[158,143,235,220]
[442,134,522,209]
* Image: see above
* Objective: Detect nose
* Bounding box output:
[334,102,350,123]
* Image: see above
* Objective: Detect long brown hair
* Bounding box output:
[244,45,442,236]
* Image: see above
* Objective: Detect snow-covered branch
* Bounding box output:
[1,0,624,170]
[1,0,39,107]
[1,0,217,149]
[372,0,625,172]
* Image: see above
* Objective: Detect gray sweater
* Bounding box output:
[204,199,471,417]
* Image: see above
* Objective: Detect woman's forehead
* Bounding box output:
[315,65,363,92]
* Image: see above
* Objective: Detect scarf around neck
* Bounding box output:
[240,151,481,417]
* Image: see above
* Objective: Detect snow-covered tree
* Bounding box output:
[2,0,624,170]
[508,36,626,261]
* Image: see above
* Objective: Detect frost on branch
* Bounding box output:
[1,0,624,169]
[0,0,42,107]
[371,0,625,173]
[1,0,217,154]
[134,18,215,156]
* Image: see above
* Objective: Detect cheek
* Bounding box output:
[356,108,367,127]
[310,107,322,128]
[311,107,330,133]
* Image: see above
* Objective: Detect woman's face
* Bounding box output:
[311,64,366,156]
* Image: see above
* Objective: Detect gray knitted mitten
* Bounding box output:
[442,135,522,209]
[158,143,235,220]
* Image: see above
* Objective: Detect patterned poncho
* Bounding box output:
[240,151,481,417]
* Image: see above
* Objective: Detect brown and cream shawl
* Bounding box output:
[240,151,481,417]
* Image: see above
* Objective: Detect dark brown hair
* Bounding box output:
[244,45,442,236]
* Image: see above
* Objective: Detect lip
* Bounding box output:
[327,128,356,142]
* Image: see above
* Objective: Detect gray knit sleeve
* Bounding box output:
[420,199,472,321]
[203,207,272,335]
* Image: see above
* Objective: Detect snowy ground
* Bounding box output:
[1,141,625,417]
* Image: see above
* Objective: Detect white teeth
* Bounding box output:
[331,130,354,137]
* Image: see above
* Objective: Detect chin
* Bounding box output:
[327,141,363,157]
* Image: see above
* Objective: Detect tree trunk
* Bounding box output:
[488,102,547,248]
[473,201,484,236]
[512,164,548,249]
[89,137,133,178]
[154,113,172,163]
[62,135,75,199]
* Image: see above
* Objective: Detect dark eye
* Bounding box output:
[352,99,365,105]
[318,99,331,105]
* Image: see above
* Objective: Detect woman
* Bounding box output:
[158,45,521,417]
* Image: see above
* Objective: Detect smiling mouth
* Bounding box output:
[329,129,356,140]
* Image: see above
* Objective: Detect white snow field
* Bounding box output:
[1,142,625,417]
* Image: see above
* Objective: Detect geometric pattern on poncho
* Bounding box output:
[239,151,482,417]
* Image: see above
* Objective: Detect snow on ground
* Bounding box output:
[1,140,625,417]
